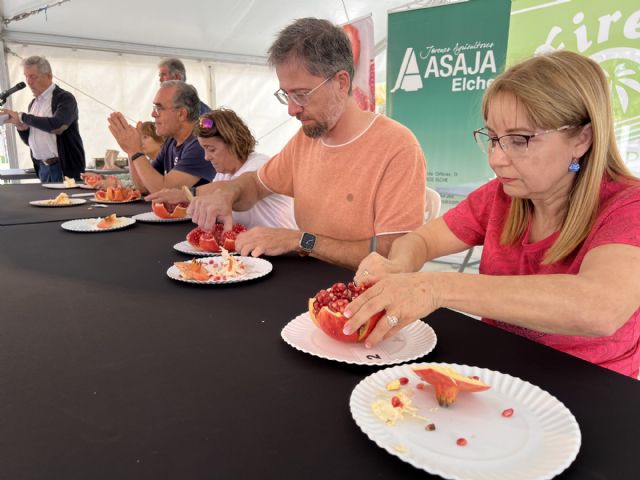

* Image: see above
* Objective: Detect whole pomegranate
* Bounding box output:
[308,282,384,343]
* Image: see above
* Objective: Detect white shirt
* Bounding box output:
[28,83,58,161]
[214,152,297,229]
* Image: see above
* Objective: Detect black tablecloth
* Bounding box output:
[0,183,150,225]
[0,214,638,479]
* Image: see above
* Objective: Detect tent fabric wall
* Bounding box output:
[5,43,299,168]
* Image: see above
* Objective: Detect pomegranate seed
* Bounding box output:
[391,396,403,408]
[456,438,467,446]
[502,408,514,417]
[416,383,426,390]
[425,423,436,431]
[399,377,409,385]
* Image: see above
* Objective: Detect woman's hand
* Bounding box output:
[353,252,407,286]
[343,272,439,348]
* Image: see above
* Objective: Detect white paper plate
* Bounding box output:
[90,196,141,204]
[167,256,272,284]
[61,217,136,232]
[281,313,437,365]
[133,211,192,223]
[173,240,239,256]
[42,182,79,189]
[30,198,87,207]
[78,183,98,190]
[350,363,581,480]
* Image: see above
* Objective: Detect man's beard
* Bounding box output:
[302,121,329,138]
[300,92,343,139]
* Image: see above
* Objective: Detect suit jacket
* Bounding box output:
[18,85,86,180]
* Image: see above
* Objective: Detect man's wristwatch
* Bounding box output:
[298,232,316,256]
[130,152,145,162]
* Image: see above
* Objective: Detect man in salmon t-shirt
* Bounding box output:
[189,18,426,269]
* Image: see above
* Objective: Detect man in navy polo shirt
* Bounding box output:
[108,80,215,194]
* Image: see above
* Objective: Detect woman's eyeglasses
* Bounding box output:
[473,125,577,156]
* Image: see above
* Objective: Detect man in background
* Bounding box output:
[158,58,211,115]
[2,55,85,182]
[108,80,215,194]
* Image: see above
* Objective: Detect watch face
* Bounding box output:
[301,233,316,251]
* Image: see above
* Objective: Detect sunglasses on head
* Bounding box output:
[199,117,215,129]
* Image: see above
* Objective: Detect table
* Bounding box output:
[0,167,37,182]
[0,190,638,479]
[0,183,149,225]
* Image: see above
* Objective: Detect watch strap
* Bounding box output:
[130,152,145,162]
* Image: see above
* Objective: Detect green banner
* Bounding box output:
[508,0,640,175]
[387,0,511,210]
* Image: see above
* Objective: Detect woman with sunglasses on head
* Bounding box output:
[344,50,640,378]
[148,108,296,229]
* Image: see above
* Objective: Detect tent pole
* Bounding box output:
[0,39,20,168]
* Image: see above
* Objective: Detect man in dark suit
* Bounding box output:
[3,56,85,182]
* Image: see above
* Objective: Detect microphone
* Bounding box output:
[0,82,26,101]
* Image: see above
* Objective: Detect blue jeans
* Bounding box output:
[38,162,63,183]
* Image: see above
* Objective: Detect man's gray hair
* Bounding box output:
[158,58,186,81]
[267,18,354,92]
[22,56,52,74]
[161,80,200,122]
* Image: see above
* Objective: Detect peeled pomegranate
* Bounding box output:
[152,202,189,219]
[308,282,384,343]
[186,224,247,253]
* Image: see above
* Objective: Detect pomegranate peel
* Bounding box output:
[413,365,490,407]
[152,202,188,219]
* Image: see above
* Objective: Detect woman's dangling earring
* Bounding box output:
[568,159,581,173]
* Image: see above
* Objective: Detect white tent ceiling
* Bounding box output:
[0,0,459,167]
[0,0,437,63]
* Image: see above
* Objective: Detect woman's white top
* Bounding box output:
[213,152,297,229]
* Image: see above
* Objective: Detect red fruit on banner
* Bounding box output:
[353,86,372,112]
[343,24,361,66]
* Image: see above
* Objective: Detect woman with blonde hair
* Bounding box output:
[344,50,640,377]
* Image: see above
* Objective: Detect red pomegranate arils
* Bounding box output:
[399,377,409,385]
[416,382,426,390]
[502,408,514,417]
[456,437,467,446]
[425,423,436,431]
[391,396,403,408]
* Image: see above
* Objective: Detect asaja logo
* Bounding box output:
[390,48,423,93]
[391,44,497,94]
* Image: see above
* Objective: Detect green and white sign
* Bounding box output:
[508,0,640,175]
[387,0,511,210]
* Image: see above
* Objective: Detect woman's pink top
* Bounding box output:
[443,176,640,377]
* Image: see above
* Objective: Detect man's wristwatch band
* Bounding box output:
[130,152,145,162]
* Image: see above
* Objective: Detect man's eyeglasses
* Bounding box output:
[473,125,577,155]
[274,75,334,107]
[152,104,179,115]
